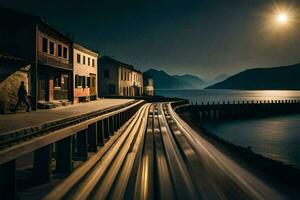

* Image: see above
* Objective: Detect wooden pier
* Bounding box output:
[178,100,300,121]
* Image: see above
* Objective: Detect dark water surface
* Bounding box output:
[157,89,300,169]
[203,116,300,169]
[156,89,300,103]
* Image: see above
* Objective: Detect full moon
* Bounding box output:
[277,13,288,23]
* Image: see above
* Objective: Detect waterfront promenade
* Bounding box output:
[0,99,134,134]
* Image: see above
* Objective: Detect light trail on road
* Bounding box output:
[44,102,283,200]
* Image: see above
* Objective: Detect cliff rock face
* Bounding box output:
[206,63,300,90]
[0,63,30,113]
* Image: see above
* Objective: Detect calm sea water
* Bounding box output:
[156,89,300,103]
[156,89,300,169]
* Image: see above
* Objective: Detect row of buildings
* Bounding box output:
[0,7,154,112]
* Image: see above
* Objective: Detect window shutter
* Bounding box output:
[75,75,78,87]
[83,76,86,88]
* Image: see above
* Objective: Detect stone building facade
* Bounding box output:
[98,56,143,96]
[73,44,98,103]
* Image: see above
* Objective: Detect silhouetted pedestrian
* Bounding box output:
[13,81,30,112]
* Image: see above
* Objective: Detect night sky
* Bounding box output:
[1,0,300,80]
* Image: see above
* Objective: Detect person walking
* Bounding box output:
[13,81,30,112]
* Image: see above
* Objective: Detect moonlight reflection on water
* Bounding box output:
[156,89,300,104]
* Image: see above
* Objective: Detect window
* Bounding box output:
[42,38,48,53]
[123,87,126,95]
[54,75,61,87]
[79,76,82,87]
[75,75,79,87]
[104,69,109,78]
[91,77,95,87]
[63,47,68,59]
[61,76,69,90]
[92,59,95,67]
[83,56,86,65]
[76,75,87,88]
[87,77,91,87]
[58,44,62,57]
[49,41,55,55]
[77,54,81,63]
[88,57,90,66]
[82,76,86,88]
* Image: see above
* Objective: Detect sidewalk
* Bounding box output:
[0,99,134,134]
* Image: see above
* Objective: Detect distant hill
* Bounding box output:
[212,74,229,83]
[173,74,206,88]
[144,69,205,89]
[204,74,230,87]
[206,63,300,90]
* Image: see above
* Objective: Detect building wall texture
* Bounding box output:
[98,56,143,97]
[37,30,71,68]
[0,63,30,113]
[98,62,119,96]
[36,27,73,104]
[73,44,98,103]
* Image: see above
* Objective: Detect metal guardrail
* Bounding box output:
[0,100,144,165]
[0,100,145,200]
[44,103,151,200]
[41,102,292,200]
[0,100,139,149]
[44,102,197,200]
[1,99,284,199]
[170,99,189,109]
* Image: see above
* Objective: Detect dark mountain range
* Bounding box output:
[206,63,300,90]
[212,74,229,83]
[173,74,205,88]
[144,69,205,89]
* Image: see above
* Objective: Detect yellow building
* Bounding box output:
[73,44,98,103]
